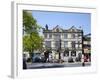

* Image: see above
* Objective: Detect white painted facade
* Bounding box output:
[43,25,83,62]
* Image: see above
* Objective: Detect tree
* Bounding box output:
[23,33,43,53]
[23,10,43,60]
[23,10,41,34]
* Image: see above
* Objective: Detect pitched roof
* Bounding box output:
[67,26,82,32]
[43,25,82,33]
[52,25,63,32]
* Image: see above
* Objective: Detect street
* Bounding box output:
[26,62,91,69]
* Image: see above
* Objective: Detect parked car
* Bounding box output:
[84,57,88,62]
[68,57,74,63]
[40,55,45,62]
[32,53,45,63]
[75,57,81,62]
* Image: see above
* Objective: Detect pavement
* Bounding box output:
[26,62,91,69]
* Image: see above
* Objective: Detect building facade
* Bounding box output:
[83,33,91,62]
[43,25,83,62]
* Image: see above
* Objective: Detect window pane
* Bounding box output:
[64,50,69,56]
[55,41,60,49]
[71,51,76,56]
[64,41,68,48]
[64,33,67,39]
[45,41,51,48]
[54,34,60,39]
[49,34,52,38]
[71,34,75,38]
[72,41,76,48]
[44,34,47,38]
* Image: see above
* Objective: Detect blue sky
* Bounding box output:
[32,10,91,35]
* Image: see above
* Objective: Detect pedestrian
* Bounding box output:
[82,54,85,66]
[44,50,49,62]
[23,54,27,69]
[49,52,53,62]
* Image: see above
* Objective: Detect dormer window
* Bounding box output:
[71,33,75,38]
[56,28,59,32]
[49,34,52,38]
[64,33,67,39]
[44,34,47,38]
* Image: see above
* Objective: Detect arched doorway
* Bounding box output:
[63,49,69,57]
[71,50,76,57]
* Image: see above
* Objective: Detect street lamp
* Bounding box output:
[57,38,62,63]
[59,39,61,59]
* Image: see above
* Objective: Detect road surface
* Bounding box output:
[26,62,91,69]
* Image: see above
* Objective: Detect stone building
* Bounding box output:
[43,25,83,62]
[83,33,91,62]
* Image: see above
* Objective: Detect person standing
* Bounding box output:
[44,50,49,62]
[23,54,27,69]
[82,54,85,66]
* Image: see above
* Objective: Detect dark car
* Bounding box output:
[75,57,81,62]
[68,57,74,63]
[83,56,88,62]
[84,58,88,62]
[32,53,45,63]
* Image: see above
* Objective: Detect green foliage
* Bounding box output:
[23,11,43,53]
[23,33,43,52]
[23,10,41,34]
[23,35,33,52]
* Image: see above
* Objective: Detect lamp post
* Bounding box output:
[81,31,85,66]
[59,39,61,59]
[57,38,62,63]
